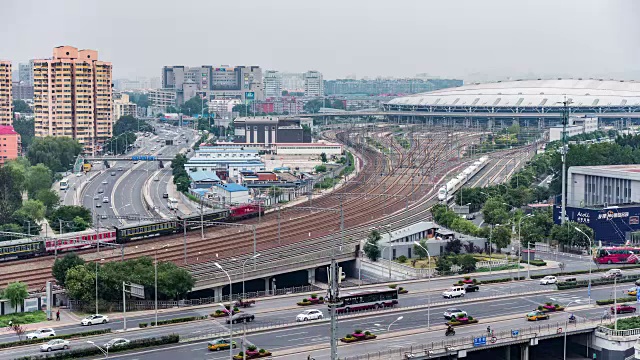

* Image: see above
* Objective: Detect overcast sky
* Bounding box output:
[2,0,639,82]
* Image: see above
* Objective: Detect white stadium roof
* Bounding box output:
[388,79,640,108]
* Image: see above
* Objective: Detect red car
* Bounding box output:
[611,304,637,314]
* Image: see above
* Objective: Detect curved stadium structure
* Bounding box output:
[384,79,640,125]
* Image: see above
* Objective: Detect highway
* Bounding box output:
[1,267,635,359]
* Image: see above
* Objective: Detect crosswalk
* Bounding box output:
[548,294,590,305]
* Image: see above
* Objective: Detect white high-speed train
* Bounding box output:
[438,157,489,201]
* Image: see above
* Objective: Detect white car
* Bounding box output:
[26,328,56,340]
[296,309,324,322]
[539,276,557,285]
[101,180,108,185]
[81,314,109,325]
[76,173,83,177]
[442,286,465,299]
[102,197,109,203]
[104,338,130,349]
[443,308,468,319]
[39,339,70,352]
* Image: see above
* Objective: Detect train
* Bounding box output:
[0,204,264,262]
[437,156,489,201]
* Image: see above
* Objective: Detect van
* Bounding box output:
[442,286,465,299]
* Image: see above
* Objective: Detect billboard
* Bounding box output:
[245,91,255,100]
[553,205,640,245]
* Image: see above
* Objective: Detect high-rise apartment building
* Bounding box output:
[264,70,282,98]
[113,93,138,120]
[0,61,12,126]
[18,61,34,86]
[33,46,113,154]
[0,125,20,165]
[281,73,305,93]
[303,71,324,97]
[162,65,264,105]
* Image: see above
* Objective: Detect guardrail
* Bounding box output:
[342,318,606,360]
[596,325,640,338]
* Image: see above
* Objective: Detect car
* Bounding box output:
[93,195,99,200]
[463,284,479,292]
[81,314,109,325]
[226,312,255,324]
[95,203,102,208]
[117,167,124,171]
[39,339,70,352]
[110,172,116,176]
[133,161,139,164]
[157,152,162,155]
[539,276,557,285]
[154,177,160,181]
[296,309,324,322]
[102,197,109,203]
[76,172,83,177]
[26,328,56,340]
[603,269,623,279]
[101,180,108,185]
[611,304,637,314]
[442,286,465,299]
[163,193,169,198]
[100,214,108,219]
[526,310,550,321]
[629,287,638,296]
[208,338,237,351]
[443,308,468,320]
[97,188,104,194]
[104,338,129,349]
[465,214,476,220]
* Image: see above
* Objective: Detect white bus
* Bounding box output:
[59,180,69,191]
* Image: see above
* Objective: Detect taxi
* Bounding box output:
[628,287,637,296]
[208,338,237,351]
[526,310,550,321]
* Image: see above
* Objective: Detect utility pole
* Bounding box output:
[327,258,339,360]
[560,97,572,224]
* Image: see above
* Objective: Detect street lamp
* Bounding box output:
[374,316,404,332]
[242,254,260,300]
[517,214,533,281]
[153,245,168,327]
[574,226,593,305]
[95,258,104,314]
[86,340,108,358]
[413,241,432,329]
[214,263,233,360]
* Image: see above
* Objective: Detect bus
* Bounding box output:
[594,246,640,264]
[59,180,69,191]
[335,288,398,314]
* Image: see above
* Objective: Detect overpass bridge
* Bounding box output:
[82,155,174,162]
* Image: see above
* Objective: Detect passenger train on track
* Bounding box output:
[438,156,489,202]
[0,204,263,262]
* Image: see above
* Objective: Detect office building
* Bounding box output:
[113,93,138,120]
[0,61,12,126]
[280,73,305,93]
[0,125,20,165]
[12,81,34,101]
[148,88,176,112]
[162,65,264,105]
[33,46,113,154]
[264,70,282,98]
[253,96,304,115]
[549,115,599,141]
[18,61,34,86]
[303,71,324,97]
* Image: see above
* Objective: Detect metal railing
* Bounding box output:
[342,318,608,360]
[596,325,640,337]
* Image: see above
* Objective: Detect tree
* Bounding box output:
[4,282,28,312]
[232,104,251,116]
[181,96,207,116]
[64,265,96,304]
[35,189,60,215]
[52,253,85,287]
[48,206,92,232]
[435,256,452,273]
[27,137,83,172]
[314,165,327,173]
[14,199,46,222]
[490,225,512,251]
[26,164,53,199]
[482,197,510,226]
[304,99,324,113]
[12,100,31,113]
[320,152,328,163]
[12,118,35,150]
[7,323,26,341]
[458,254,477,273]
[0,166,25,225]
[174,176,190,193]
[550,221,592,248]
[444,239,463,254]
[363,230,381,261]
[113,115,153,136]
[126,93,150,108]
[413,239,428,259]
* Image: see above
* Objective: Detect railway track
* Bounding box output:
[0,128,482,289]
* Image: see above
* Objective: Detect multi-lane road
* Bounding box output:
[76,123,199,228]
[2,262,635,359]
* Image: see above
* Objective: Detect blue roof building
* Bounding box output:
[188,171,221,189]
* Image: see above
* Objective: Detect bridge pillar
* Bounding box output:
[213,286,223,302]
[505,345,511,360]
[307,268,316,285]
[520,344,529,360]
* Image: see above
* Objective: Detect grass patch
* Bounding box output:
[607,316,640,330]
[0,311,47,327]
[476,264,523,272]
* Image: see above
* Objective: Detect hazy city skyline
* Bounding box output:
[2,0,639,82]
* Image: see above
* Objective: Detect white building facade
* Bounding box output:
[549,115,599,141]
[303,71,324,97]
[264,70,282,98]
[567,165,640,207]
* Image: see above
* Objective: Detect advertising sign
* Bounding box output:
[245,91,255,100]
[554,205,640,244]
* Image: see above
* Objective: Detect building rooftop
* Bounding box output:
[381,221,437,243]
[569,165,640,175]
[234,116,279,123]
[188,171,220,182]
[196,147,260,153]
[0,125,18,136]
[215,183,249,192]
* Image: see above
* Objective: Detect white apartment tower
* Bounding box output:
[303,70,324,97]
[264,70,282,98]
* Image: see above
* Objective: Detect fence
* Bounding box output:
[476,259,509,269]
[68,285,319,312]
[341,318,607,360]
[596,325,640,338]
